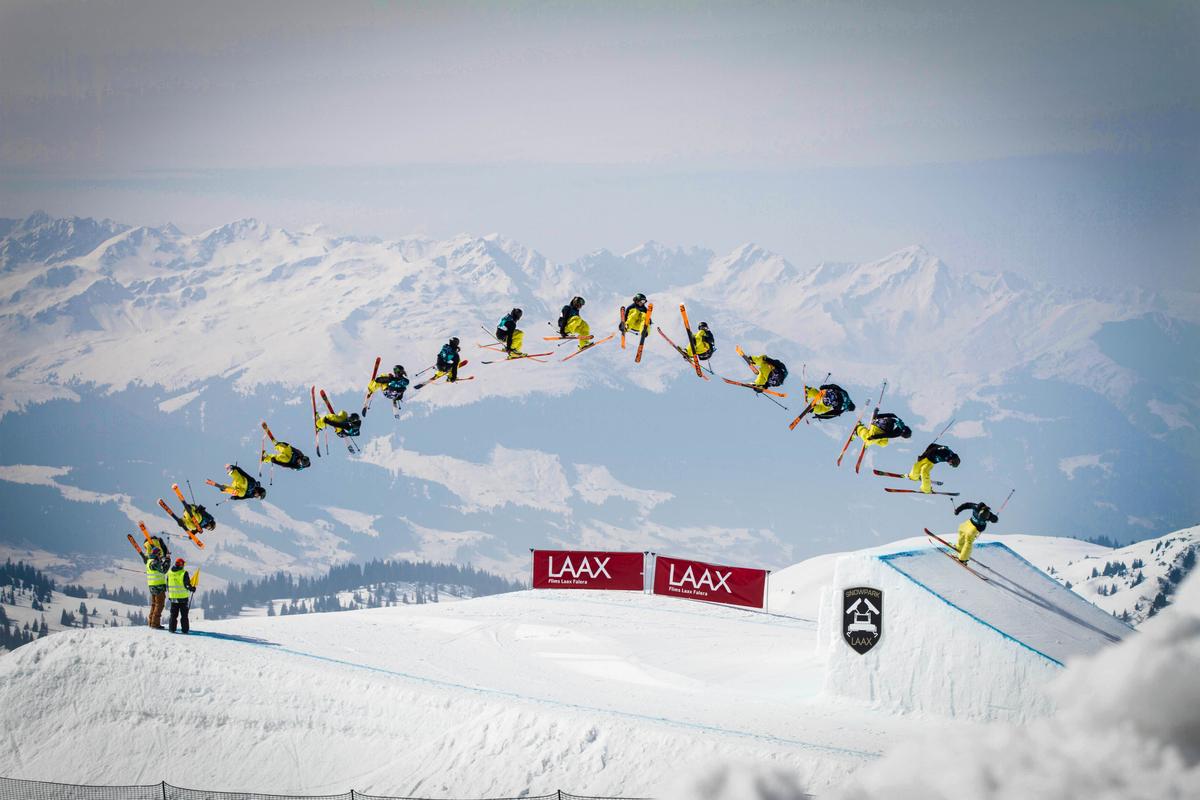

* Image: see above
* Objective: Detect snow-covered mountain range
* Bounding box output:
[0,212,1196,594]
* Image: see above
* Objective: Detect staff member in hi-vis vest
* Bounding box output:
[166,557,198,634]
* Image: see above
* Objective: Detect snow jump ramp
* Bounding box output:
[817,541,1131,721]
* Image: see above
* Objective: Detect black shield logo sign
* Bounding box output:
[843,587,883,655]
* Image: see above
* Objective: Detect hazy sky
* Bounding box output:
[1,1,1197,287]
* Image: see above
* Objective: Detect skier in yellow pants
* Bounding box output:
[739,352,789,390]
[558,296,590,349]
[495,309,525,356]
[855,412,911,449]
[906,443,960,493]
[953,501,999,562]
[620,294,651,336]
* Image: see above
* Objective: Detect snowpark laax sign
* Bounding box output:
[843,587,883,655]
[652,555,768,609]
[531,550,645,590]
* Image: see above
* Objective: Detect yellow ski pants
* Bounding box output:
[956,520,980,562]
[565,315,590,349]
[907,458,935,493]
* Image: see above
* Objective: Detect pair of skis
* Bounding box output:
[412,360,473,390]
[157,484,205,549]
[618,304,655,363]
[724,346,789,409]
[479,326,552,363]
[873,469,958,496]
[836,380,887,473]
[657,304,710,379]
[925,528,989,581]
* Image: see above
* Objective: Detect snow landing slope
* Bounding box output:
[817,541,1131,720]
[0,538,1132,796]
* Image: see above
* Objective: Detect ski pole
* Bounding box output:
[186,480,197,504]
[757,391,789,411]
[997,488,1016,512]
[415,365,435,377]
[932,417,957,444]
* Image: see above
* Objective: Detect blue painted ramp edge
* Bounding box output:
[879,545,1065,668]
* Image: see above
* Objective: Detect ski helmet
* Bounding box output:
[203,518,216,531]
[698,321,709,330]
[349,413,361,424]
[949,454,961,468]
[251,486,267,499]
[633,293,647,303]
[449,337,460,348]
[297,455,311,469]
[511,308,523,320]
[174,558,185,568]
[571,296,585,308]
[393,365,405,376]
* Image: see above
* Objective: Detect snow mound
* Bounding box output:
[817,542,1130,721]
[832,572,1200,800]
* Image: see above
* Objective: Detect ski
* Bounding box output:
[157,499,205,549]
[678,304,703,378]
[544,333,593,342]
[319,389,336,415]
[126,533,144,556]
[311,386,321,458]
[788,401,816,431]
[172,483,188,506]
[619,306,627,349]
[361,356,382,416]
[874,469,943,486]
[854,435,870,474]
[721,378,787,398]
[262,421,276,442]
[205,478,221,489]
[562,333,615,362]
[138,521,153,541]
[884,487,960,496]
[634,303,654,363]
[838,380,886,468]
[656,328,710,380]
[735,345,760,377]
[480,352,551,364]
[924,529,988,581]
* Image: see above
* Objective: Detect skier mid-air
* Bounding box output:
[207,464,267,500]
[495,308,525,356]
[620,294,651,337]
[907,443,961,494]
[363,364,410,413]
[557,296,591,348]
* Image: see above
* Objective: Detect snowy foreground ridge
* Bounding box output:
[3,535,1188,799]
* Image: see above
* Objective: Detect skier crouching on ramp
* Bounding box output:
[953,501,999,562]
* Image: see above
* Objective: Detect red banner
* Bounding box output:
[531,550,645,591]
[652,555,768,609]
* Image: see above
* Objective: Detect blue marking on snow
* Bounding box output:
[189,630,876,759]
[878,547,1066,668]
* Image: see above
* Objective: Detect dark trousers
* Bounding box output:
[169,599,190,634]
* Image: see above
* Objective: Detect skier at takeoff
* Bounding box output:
[495,308,525,356]
[434,337,463,382]
[741,352,789,391]
[557,296,590,349]
[952,501,999,562]
[907,443,960,494]
[208,464,267,500]
[855,410,912,449]
[804,384,855,419]
[620,293,651,336]
[261,440,311,470]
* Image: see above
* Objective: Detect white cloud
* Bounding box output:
[1126,515,1156,531]
[572,464,673,515]
[560,520,795,570]
[1147,399,1194,431]
[359,439,573,515]
[1058,454,1114,481]
[951,420,987,439]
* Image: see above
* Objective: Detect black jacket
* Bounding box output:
[955,502,999,532]
[919,443,958,464]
